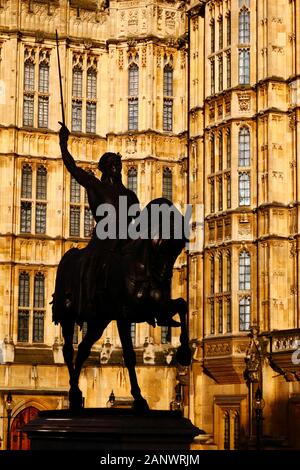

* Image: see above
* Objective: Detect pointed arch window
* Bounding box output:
[239,8,250,44]
[219,15,223,50]
[211,19,215,53]
[239,251,251,290]
[162,168,172,200]
[128,167,138,194]
[23,57,35,127]
[128,58,139,131]
[239,173,250,206]
[18,272,30,342]
[163,64,173,131]
[86,67,97,133]
[21,165,32,199]
[38,54,50,128]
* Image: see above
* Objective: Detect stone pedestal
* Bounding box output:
[24,408,203,450]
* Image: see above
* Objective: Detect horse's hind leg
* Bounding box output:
[117,319,149,411]
[70,318,109,410]
[61,320,79,408]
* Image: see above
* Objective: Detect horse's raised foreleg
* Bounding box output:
[70,318,109,410]
[117,319,149,411]
[171,298,192,367]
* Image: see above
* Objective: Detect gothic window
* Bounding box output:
[218,301,223,334]
[72,65,83,132]
[238,173,250,206]
[23,49,50,128]
[239,8,250,44]
[130,323,136,346]
[219,16,223,50]
[38,54,50,128]
[128,167,137,193]
[35,203,46,234]
[239,251,251,290]
[72,66,83,97]
[234,412,240,449]
[20,165,32,233]
[72,101,82,132]
[163,98,173,132]
[210,134,215,173]
[227,12,231,46]
[218,178,223,211]
[70,206,80,237]
[210,179,215,213]
[219,255,223,292]
[70,176,81,203]
[162,168,172,200]
[18,272,30,308]
[128,60,139,131]
[239,127,250,166]
[227,252,231,292]
[224,412,230,450]
[86,67,97,133]
[210,59,215,94]
[23,53,35,127]
[226,52,231,88]
[18,272,45,343]
[227,176,231,209]
[211,19,215,53]
[87,67,97,99]
[84,207,94,238]
[219,132,223,171]
[21,165,32,199]
[218,56,223,92]
[70,176,81,236]
[33,273,45,343]
[239,296,251,331]
[210,301,215,335]
[226,298,232,333]
[20,202,32,233]
[36,166,47,200]
[226,129,231,168]
[210,257,215,294]
[161,326,170,344]
[239,49,250,84]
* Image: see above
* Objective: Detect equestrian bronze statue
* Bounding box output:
[52,124,192,410]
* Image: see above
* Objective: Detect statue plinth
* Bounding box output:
[24,408,203,450]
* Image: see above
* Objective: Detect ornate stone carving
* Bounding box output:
[238,92,251,112]
[165,11,176,30]
[125,136,137,154]
[205,341,231,357]
[118,49,123,69]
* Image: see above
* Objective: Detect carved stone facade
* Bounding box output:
[188,0,300,450]
[0,0,300,451]
[0,0,187,449]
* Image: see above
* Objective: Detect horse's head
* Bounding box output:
[144,198,189,284]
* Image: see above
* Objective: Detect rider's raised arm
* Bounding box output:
[59,124,93,188]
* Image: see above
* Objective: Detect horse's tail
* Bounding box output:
[52,248,80,325]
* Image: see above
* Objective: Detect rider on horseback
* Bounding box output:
[58,123,178,328]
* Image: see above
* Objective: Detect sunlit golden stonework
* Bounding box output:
[0,0,299,450]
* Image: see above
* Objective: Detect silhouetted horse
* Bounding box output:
[52,199,191,410]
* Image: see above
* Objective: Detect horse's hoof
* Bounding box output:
[69,388,83,411]
[176,345,192,366]
[132,397,149,412]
